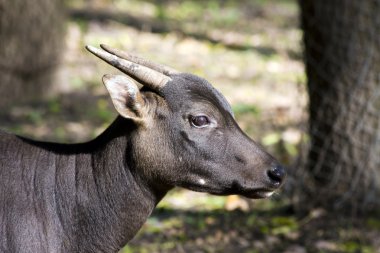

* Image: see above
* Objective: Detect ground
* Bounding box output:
[1,0,379,252]
[126,193,380,252]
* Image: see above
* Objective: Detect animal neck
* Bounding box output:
[68,118,167,252]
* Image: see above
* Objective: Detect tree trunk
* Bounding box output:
[299,0,380,212]
[0,0,64,108]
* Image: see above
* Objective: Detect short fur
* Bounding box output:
[0,73,285,253]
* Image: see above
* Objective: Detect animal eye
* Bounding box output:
[190,115,210,128]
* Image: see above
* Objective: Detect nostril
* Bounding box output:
[267,165,286,185]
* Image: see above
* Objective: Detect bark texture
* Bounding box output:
[299,0,380,212]
[0,0,64,108]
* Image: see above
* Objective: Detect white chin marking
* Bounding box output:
[198,178,206,185]
[264,191,275,197]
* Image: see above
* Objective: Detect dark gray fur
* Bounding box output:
[0,73,285,253]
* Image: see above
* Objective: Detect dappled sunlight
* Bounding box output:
[3,0,306,166]
[1,0,378,252]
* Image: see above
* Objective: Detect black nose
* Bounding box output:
[267,165,286,186]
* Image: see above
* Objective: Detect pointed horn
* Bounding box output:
[86,45,171,91]
[100,44,179,76]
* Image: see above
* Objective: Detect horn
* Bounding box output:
[100,44,179,76]
[86,45,172,91]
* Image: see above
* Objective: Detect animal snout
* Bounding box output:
[267,164,286,187]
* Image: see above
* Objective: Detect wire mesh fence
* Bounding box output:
[294,0,380,213]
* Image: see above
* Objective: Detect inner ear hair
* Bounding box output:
[102,74,147,123]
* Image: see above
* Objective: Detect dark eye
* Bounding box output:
[190,115,210,128]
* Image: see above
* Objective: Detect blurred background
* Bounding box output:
[0,0,379,252]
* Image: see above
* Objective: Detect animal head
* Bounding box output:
[87,45,286,198]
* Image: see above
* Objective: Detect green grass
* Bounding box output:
[121,196,378,253]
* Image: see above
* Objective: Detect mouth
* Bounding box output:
[242,189,276,199]
[179,181,277,199]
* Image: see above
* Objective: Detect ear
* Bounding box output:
[102,74,147,122]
